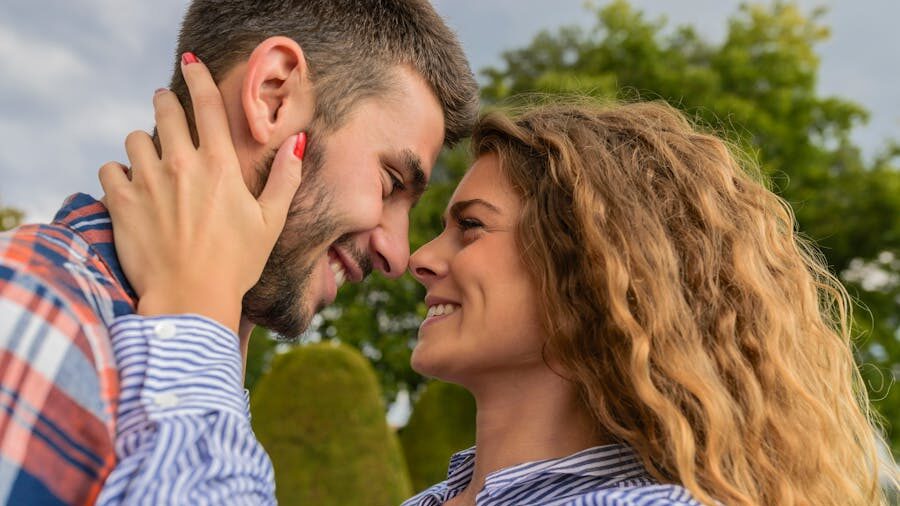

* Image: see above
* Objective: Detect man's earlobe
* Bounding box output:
[241,36,309,145]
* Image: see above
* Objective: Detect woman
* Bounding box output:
[100,62,889,504]
[397,102,888,505]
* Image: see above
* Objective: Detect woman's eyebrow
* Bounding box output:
[447,199,502,222]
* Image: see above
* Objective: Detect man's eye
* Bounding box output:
[384,168,406,198]
[390,173,406,194]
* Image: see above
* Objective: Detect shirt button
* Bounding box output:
[154,321,177,340]
[153,392,180,408]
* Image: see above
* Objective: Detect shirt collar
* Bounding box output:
[444,443,648,498]
[446,446,477,477]
[52,193,137,301]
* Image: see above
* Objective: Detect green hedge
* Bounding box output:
[250,342,412,505]
[399,381,476,493]
[244,326,277,393]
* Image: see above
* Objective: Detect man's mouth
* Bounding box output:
[327,246,363,290]
[329,255,348,288]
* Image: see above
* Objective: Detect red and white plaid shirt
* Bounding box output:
[2,193,275,505]
[0,193,134,505]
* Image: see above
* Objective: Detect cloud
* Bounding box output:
[0,0,184,221]
[1,0,897,223]
[0,94,153,222]
[0,26,89,104]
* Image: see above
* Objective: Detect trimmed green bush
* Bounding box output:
[244,326,277,393]
[399,381,476,493]
[251,342,412,505]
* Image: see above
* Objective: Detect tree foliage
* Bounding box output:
[0,202,24,232]
[250,343,412,505]
[244,325,278,392]
[281,0,900,453]
[399,381,476,492]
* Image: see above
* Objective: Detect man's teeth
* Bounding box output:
[330,260,347,288]
[426,304,459,319]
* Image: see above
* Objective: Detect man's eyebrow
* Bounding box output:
[400,149,428,204]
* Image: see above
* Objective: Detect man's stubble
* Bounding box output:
[242,136,335,339]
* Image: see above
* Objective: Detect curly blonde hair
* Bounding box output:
[471,101,889,505]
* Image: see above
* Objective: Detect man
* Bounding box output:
[0,0,477,503]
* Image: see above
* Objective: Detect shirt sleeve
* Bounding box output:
[96,314,276,505]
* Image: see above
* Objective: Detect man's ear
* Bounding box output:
[242,36,311,145]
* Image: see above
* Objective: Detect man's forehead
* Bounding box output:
[377,66,446,155]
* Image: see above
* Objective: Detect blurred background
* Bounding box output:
[1,1,898,503]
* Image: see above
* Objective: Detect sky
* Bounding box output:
[0,0,897,224]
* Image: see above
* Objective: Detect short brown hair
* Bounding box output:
[472,101,886,505]
[170,0,478,145]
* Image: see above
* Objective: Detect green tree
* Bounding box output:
[0,202,24,231]
[399,381,476,492]
[244,326,278,392]
[251,343,412,505]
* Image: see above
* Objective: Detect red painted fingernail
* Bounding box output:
[294,132,307,159]
[181,52,199,65]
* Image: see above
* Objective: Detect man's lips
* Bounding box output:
[329,246,364,283]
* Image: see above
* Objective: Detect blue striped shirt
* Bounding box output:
[11,194,280,505]
[0,193,275,505]
[402,445,701,506]
[96,314,276,505]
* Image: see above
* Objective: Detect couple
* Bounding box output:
[0,1,887,505]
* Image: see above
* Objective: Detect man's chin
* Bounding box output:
[242,298,312,342]
[255,317,309,342]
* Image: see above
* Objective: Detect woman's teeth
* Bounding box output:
[330,260,347,288]
[426,304,459,319]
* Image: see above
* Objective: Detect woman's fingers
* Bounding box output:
[124,130,161,186]
[99,52,305,334]
[179,52,234,157]
[153,88,195,158]
[98,161,131,197]
[258,132,306,236]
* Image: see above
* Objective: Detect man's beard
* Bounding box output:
[241,137,336,339]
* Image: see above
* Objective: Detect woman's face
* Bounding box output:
[409,153,545,385]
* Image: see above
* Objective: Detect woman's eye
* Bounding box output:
[457,217,485,242]
[458,218,482,230]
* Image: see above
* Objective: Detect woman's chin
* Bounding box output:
[410,346,453,381]
[409,348,435,377]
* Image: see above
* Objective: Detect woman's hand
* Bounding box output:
[99,53,305,334]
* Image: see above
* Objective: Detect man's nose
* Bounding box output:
[368,218,410,279]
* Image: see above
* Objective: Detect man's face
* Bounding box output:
[243,67,446,338]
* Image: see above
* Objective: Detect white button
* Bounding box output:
[154,321,177,340]
[152,392,180,408]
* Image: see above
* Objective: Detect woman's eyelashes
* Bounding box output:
[456,216,485,242]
